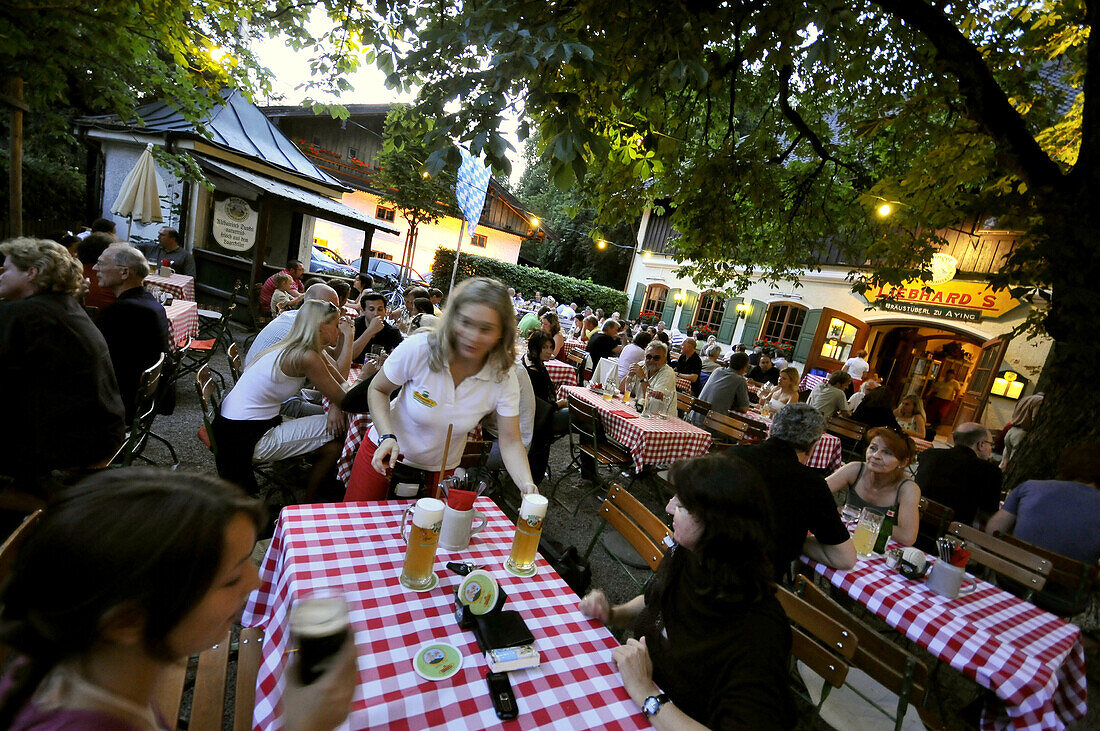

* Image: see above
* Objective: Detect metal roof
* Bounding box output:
[196,156,401,235]
[78,90,345,189]
[261,103,394,118]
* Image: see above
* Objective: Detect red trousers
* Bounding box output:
[344,437,453,501]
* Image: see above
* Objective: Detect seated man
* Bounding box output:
[136,227,196,277]
[351,292,404,365]
[410,296,439,332]
[0,238,125,498]
[394,286,429,334]
[691,352,751,424]
[807,370,852,419]
[586,318,622,372]
[93,244,173,422]
[746,352,780,388]
[259,259,305,313]
[429,287,444,315]
[725,404,856,578]
[622,341,677,418]
[700,343,722,374]
[518,306,547,338]
[914,422,1001,527]
[673,337,703,397]
[987,443,1100,564]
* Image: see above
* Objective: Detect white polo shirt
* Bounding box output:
[367,333,520,470]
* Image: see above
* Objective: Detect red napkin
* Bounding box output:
[448,488,476,510]
[950,548,971,567]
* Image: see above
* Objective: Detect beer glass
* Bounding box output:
[289,592,350,685]
[504,494,548,576]
[400,497,445,589]
[852,507,883,558]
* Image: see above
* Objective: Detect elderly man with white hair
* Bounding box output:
[93,243,172,422]
[623,341,677,418]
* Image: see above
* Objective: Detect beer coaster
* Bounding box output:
[502,560,538,578]
[413,641,462,681]
[401,571,439,593]
[457,570,498,615]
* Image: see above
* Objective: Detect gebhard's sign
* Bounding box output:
[864,280,1020,320]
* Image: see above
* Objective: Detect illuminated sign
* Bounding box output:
[865,280,1021,319]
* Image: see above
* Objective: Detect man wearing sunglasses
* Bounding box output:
[624,341,677,419]
[691,351,752,426]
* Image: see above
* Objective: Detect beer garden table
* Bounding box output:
[145,271,195,301]
[164,300,199,347]
[738,409,844,471]
[802,540,1087,730]
[543,359,578,391]
[241,499,648,730]
[562,386,712,471]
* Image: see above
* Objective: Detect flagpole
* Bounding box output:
[449,219,466,293]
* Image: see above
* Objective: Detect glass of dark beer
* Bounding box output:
[289,592,351,684]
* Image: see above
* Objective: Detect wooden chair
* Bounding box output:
[915,497,955,554]
[993,531,1100,616]
[775,580,856,726]
[689,398,711,421]
[227,341,243,384]
[675,391,694,417]
[786,575,942,731]
[153,626,265,730]
[826,416,867,461]
[114,352,180,469]
[0,510,43,667]
[702,411,765,450]
[583,484,673,588]
[725,411,768,442]
[547,392,633,513]
[947,521,1050,600]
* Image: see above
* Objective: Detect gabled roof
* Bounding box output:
[78,90,344,189]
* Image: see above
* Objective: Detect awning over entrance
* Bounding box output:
[196,156,401,236]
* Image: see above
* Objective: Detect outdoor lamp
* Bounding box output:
[674,290,686,304]
[735,302,751,319]
[596,240,607,249]
[991,370,1026,400]
[530,216,540,227]
[877,203,893,217]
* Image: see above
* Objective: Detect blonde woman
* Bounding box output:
[346,277,538,500]
[759,367,801,412]
[893,394,927,439]
[214,300,365,498]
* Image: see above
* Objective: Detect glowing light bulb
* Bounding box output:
[877,203,893,217]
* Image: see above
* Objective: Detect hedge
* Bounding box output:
[431,247,629,314]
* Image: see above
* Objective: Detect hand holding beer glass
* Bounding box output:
[504,494,548,577]
[400,497,446,590]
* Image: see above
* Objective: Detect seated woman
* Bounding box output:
[759,366,800,411]
[522,330,570,484]
[851,384,902,431]
[0,468,355,730]
[826,427,921,546]
[214,300,371,499]
[579,455,795,730]
[892,394,927,439]
[541,311,565,361]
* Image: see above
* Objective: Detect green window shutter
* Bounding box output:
[739,299,768,346]
[677,290,699,331]
[792,309,823,364]
[660,290,677,326]
[717,297,741,343]
[628,283,646,319]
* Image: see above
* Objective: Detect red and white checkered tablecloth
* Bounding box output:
[563,386,711,471]
[564,337,585,353]
[241,500,647,731]
[544,359,578,391]
[803,548,1086,731]
[675,376,691,393]
[799,373,828,392]
[737,410,843,471]
[145,272,195,301]
[164,300,199,347]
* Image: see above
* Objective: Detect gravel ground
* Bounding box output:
[146,326,1096,730]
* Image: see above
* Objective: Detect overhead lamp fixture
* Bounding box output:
[530,216,540,227]
[421,170,430,178]
[642,251,652,259]
[877,203,893,217]
[735,301,751,319]
[674,290,686,304]
[596,240,608,250]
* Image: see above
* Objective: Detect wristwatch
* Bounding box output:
[642,693,670,718]
[378,433,398,444]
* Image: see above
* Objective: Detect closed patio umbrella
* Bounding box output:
[110,142,164,237]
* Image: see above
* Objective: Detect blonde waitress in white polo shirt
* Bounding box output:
[344,277,539,500]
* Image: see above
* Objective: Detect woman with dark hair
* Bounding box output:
[827,426,921,545]
[0,468,355,730]
[522,330,570,483]
[540,311,565,360]
[579,455,794,729]
[851,384,902,431]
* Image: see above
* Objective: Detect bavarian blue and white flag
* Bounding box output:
[455,147,491,232]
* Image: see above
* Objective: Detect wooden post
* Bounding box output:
[248,197,272,326]
[8,78,25,236]
[359,226,375,277]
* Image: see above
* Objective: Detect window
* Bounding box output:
[692,292,725,331]
[819,317,859,361]
[373,251,393,261]
[312,136,321,146]
[376,206,396,222]
[470,233,487,248]
[761,303,807,348]
[348,147,358,160]
[642,284,669,315]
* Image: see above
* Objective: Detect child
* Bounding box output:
[270,271,304,315]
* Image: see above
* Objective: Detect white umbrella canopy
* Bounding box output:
[110,142,165,236]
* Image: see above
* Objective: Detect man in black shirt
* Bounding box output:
[93,244,173,422]
[585,318,622,372]
[746,352,780,388]
[673,337,703,396]
[724,404,855,579]
[914,422,1001,527]
[351,292,404,364]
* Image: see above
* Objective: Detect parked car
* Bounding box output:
[309,245,359,278]
[350,257,430,289]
